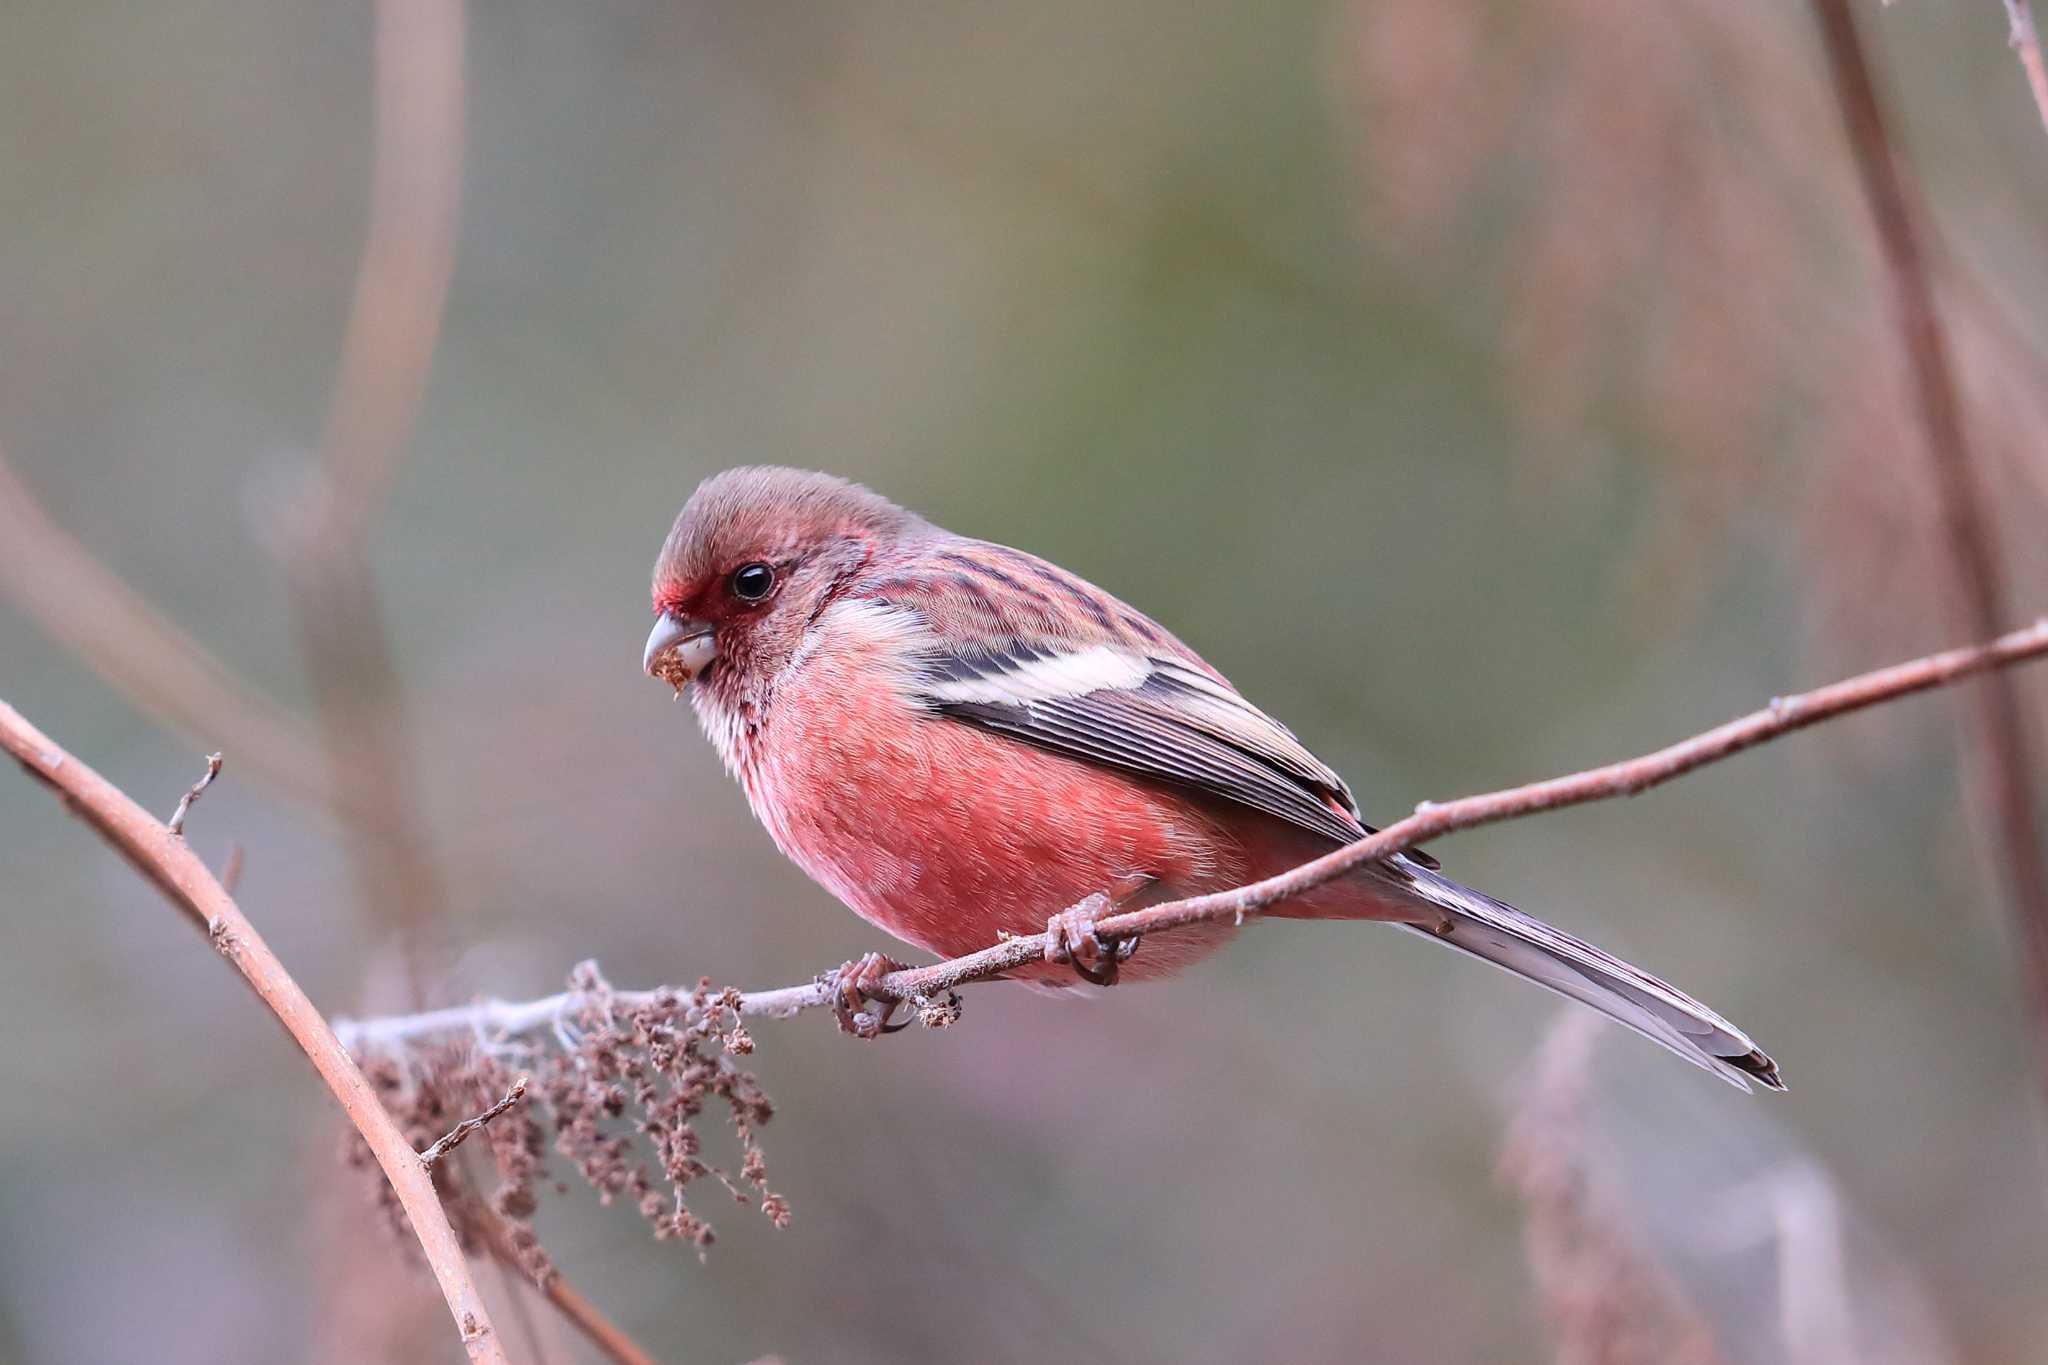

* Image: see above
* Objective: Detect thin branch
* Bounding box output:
[420,1077,528,1169]
[0,1,465,851]
[308,0,466,549]
[1813,0,2048,1109]
[1810,0,2010,634]
[2005,0,2048,140]
[166,753,222,836]
[338,618,2048,1050]
[0,710,510,1365]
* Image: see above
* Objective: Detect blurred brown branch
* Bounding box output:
[1,12,666,1360]
[0,704,510,1365]
[309,0,465,548]
[0,448,335,809]
[1503,1017,1725,1365]
[285,0,466,940]
[0,0,469,918]
[2005,0,2048,138]
[1339,0,2048,663]
[1813,0,2048,1115]
[339,618,2048,1053]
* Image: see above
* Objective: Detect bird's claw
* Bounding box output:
[1044,894,1140,986]
[822,951,910,1038]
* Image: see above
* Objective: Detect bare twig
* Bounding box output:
[1813,0,2048,1110]
[165,753,223,836]
[2005,0,2048,139]
[420,1077,528,1169]
[0,704,510,1365]
[338,618,2048,1050]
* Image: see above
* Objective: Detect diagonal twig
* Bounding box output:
[420,1077,528,1169]
[165,753,222,837]
[0,710,510,1365]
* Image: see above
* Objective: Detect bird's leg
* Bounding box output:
[821,950,911,1038]
[1044,888,1144,987]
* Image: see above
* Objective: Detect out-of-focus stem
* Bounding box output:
[1812,0,2048,1126]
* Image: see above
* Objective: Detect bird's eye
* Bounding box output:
[730,562,776,602]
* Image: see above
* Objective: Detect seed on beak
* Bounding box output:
[643,613,717,692]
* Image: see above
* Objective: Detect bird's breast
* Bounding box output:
[689,681,769,800]
[731,665,1244,962]
[688,599,1270,972]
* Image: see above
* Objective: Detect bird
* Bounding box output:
[643,466,1782,1091]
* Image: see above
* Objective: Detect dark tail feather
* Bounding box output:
[1391,858,1783,1093]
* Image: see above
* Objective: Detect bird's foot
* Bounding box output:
[821,951,910,1038]
[1044,893,1142,986]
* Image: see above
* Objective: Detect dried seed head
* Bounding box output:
[341,961,787,1272]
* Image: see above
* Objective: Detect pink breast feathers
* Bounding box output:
[736,601,1248,971]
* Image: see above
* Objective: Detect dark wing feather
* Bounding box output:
[869,540,1435,866]
[921,658,1436,865]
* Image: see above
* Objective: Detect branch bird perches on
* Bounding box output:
[335,618,2048,1057]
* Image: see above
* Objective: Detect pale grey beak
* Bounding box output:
[643,613,717,684]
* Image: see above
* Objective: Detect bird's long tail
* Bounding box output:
[1390,856,1783,1092]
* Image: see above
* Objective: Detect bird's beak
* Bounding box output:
[643,613,717,690]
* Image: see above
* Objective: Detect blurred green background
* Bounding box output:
[3,2,2047,1361]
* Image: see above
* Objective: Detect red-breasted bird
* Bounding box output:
[644,467,1781,1091]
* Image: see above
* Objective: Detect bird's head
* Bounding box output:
[645,466,926,693]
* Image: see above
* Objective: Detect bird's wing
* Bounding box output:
[865,541,1434,864]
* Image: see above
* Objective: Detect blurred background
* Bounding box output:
[3,1,2047,1361]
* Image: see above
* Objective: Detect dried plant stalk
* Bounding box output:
[0,706,509,1364]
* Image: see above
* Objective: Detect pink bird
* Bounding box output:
[644,467,1781,1091]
